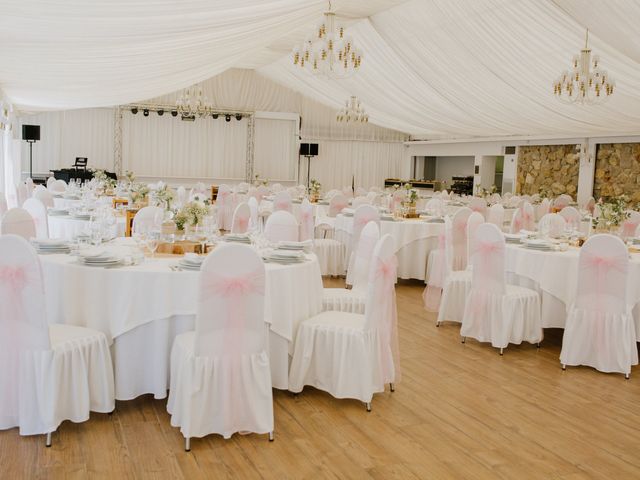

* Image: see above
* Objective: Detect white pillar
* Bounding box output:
[502,148,518,194]
[576,138,594,204]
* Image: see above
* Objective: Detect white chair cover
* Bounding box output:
[324,189,340,200]
[48,180,67,195]
[46,177,56,188]
[466,212,484,261]
[298,199,314,241]
[167,244,273,440]
[0,235,114,437]
[584,197,596,215]
[132,206,164,234]
[489,193,501,204]
[469,197,487,217]
[619,210,640,239]
[538,213,566,238]
[535,198,551,221]
[264,210,298,242]
[560,234,638,376]
[272,191,292,213]
[510,202,535,233]
[1,208,36,239]
[390,189,406,212]
[486,203,504,228]
[23,198,49,239]
[352,196,370,208]
[0,193,8,217]
[271,183,283,193]
[289,234,400,405]
[355,187,367,197]
[328,194,349,217]
[451,207,472,270]
[247,197,259,231]
[554,194,573,210]
[346,205,380,286]
[16,183,28,207]
[216,184,235,231]
[423,217,452,312]
[231,203,251,234]
[559,206,581,231]
[461,223,542,350]
[425,198,444,217]
[33,189,54,210]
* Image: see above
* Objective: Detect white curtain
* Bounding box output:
[17,109,115,175]
[300,140,404,191]
[1,91,20,207]
[253,117,298,182]
[122,111,247,180]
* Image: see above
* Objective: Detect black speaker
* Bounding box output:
[22,124,40,142]
[300,143,318,156]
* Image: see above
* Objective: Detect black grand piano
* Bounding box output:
[50,157,117,183]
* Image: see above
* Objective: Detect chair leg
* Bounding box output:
[536,343,540,349]
[461,336,466,344]
[269,431,274,442]
[499,348,504,356]
[45,432,52,447]
[365,402,372,412]
[436,321,440,327]
[561,364,566,371]
[625,373,630,380]
[389,383,395,392]
[185,437,191,452]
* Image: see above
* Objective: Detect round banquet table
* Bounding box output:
[504,243,640,339]
[48,215,127,240]
[52,196,82,209]
[39,247,323,399]
[334,214,443,281]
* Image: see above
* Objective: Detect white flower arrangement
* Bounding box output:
[592,195,630,230]
[130,182,150,204]
[154,184,175,210]
[174,201,209,231]
[310,179,322,196]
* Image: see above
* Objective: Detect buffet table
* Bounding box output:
[39,247,323,398]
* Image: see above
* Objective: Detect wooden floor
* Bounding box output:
[2,278,640,479]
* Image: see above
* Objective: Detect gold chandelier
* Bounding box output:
[336,96,368,123]
[292,2,362,78]
[175,84,213,118]
[553,29,615,104]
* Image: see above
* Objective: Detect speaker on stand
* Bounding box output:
[299,143,319,190]
[22,125,40,179]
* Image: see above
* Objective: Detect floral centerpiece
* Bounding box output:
[154,184,175,210]
[592,196,630,233]
[309,179,321,202]
[124,170,136,185]
[402,183,419,217]
[130,182,150,207]
[92,169,117,193]
[476,184,497,198]
[174,201,209,233]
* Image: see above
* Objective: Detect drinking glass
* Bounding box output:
[146,231,160,258]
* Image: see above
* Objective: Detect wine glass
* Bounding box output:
[146,231,160,258]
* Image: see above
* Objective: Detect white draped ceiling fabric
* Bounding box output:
[2,0,640,140]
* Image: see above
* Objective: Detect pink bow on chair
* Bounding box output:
[374,255,401,383]
[355,215,375,228]
[0,265,30,321]
[275,200,289,210]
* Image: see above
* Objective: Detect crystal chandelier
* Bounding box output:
[553,29,615,104]
[175,84,213,118]
[292,2,362,78]
[336,96,368,123]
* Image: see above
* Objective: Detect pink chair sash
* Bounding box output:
[423,233,446,312]
[373,255,401,382]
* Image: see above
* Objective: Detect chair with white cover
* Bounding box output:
[323,221,379,313]
[554,194,573,209]
[559,206,581,231]
[560,234,638,378]
[272,191,293,213]
[167,244,273,448]
[423,217,452,313]
[489,193,501,204]
[46,177,56,189]
[538,213,566,238]
[298,199,314,241]
[486,203,504,229]
[22,198,49,239]
[434,212,483,324]
[352,196,370,208]
[271,183,283,193]
[324,189,340,200]
[389,189,406,213]
[469,197,487,218]
[216,185,235,231]
[48,180,67,195]
[16,183,28,207]
[355,187,367,197]
[289,234,400,411]
[535,198,551,221]
[342,186,354,198]
[132,206,164,235]
[231,202,251,234]
[619,211,640,239]
[307,200,345,276]
[0,208,36,239]
[247,197,259,231]
[264,210,298,243]
[584,197,596,215]
[33,188,54,208]
[0,235,115,445]
[460,223,542,354]
[509,202,535,233]
[345,205,380,285]
[424,198,444,217]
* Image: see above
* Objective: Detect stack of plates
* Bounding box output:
[426,217,445,223]
[504,233,524,244]
[381,214,395,221]
[278,240,312,253]
[63,194,80,200]
[32,238,71,254]
[48,208,69,216]
[223,233,251,244]
[264,249,306,264]
[71,213,92,220]
[178,254,204,271]
[522,239,553,251]
[342,208,355,217]
[78,250,122,267]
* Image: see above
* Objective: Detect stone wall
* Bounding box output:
[594,143,640,202]
[516,145,579,197]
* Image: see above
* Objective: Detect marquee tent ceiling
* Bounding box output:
[2,0,640,139]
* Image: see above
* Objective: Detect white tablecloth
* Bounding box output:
[334,215,443,281]
[505,244,640,338]
[39,249,323,398]
[260,199,328,220]
[48,215,126,240]
[52,196,82,209]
